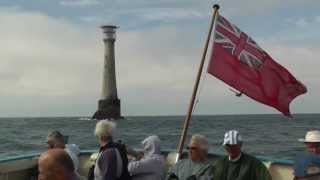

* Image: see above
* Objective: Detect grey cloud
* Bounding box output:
[59,0,100,6]
[0,6,319,117]
[215,0,320,16]
[80,16,104,23]
[100,7,207,26]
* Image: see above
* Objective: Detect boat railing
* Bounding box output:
[0,149,295,180]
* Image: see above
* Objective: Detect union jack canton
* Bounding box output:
[214,15,267,70]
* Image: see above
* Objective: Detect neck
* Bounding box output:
[193,155,207,163]
[198,157,207,163]
[55,143,65,149]
[100,140,111,147]
[229,152,242,162]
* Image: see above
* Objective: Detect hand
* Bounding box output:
[127,154,136,161]
[137,152,144,160]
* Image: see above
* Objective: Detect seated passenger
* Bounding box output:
[46,130,80,173]
[213,130,271,180]
[166,134,213,180]
[294,130,320,180]
[38,149,80,180]
[128,135,166,180]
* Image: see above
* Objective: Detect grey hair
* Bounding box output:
[190,134,209,151]
[94,120,116,140]
[47,130,67,144]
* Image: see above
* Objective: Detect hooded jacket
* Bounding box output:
[128,135,166,180]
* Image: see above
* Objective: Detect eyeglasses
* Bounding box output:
[186,146,198,150]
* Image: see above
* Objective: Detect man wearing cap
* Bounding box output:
[293,130,320,179]
[212,130,271,180]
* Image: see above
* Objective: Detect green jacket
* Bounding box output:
[212,153,272,180]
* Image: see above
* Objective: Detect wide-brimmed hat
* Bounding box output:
[299,130,320,143]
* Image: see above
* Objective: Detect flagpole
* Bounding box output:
[176,4,220,160]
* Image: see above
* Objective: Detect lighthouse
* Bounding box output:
[93,25,121,120]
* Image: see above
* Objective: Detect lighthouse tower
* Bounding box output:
[93,25,121,120]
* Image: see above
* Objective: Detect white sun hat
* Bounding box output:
[299,130,320,143]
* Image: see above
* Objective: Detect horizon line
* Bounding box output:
[0,112,319,119]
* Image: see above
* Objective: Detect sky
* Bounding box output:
[0,0,319,117]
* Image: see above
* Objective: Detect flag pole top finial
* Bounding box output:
[213,4,220,10]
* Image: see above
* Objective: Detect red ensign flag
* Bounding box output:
[207,15,307,116]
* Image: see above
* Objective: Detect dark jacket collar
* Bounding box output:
[99,141,114,152]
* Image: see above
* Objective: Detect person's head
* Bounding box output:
[38,149,75,180]
[305,143,320,155]
[223,130,242,159]
[299,130,320,155]
[142,135,161,157]
[94,120,116,146]
[187,134,209,162]
[46,130,67,149]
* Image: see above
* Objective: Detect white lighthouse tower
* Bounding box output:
[93,25,121,120]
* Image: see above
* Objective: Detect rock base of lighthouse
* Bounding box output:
[92,99,121,120]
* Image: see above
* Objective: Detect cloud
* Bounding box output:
[72,1,320,30]
[114,27,320,115]
[285,16,320,29]
[211,0,320,17]
[80,16,104,23]
[0,9,101,97]
[0,4,319,117]
[295,18,308,28]
[0,8,202,116]
[96,7,207,27]
[131,8,205,22]
[60,0,100,7]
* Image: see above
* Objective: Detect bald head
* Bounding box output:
[38,149,75,180]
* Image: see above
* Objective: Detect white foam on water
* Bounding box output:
[78,117,93,121]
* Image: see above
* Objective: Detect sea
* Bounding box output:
[0,114,319,160]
